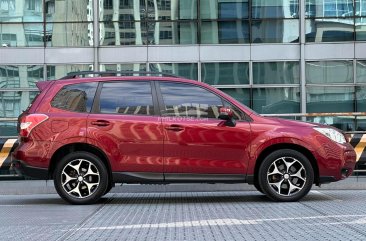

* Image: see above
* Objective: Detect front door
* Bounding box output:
[157,81,251,178]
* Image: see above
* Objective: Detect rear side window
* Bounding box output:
[99,81,154,115]
[51,82,98,112]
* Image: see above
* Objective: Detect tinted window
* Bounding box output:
[51,82,98,112]
[99,82,154,115]
[159,82,223,119]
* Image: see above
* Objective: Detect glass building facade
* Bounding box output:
[1,0,366,137]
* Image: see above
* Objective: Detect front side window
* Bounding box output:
[99,81,154,115]
[159,82,224,119]
[51,82,98,113]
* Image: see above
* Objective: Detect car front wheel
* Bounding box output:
[258,149,314,202]
[53,151,108,205]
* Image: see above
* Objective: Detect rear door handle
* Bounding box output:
[165,125,184,132]
[91,120,110,127]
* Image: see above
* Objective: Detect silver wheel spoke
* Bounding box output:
[83,180,98,195]
[287,180,301,195]
[268,161,282,176]
[69,160,82,175]
[269,179,284,191]
[67,182,82,198]
[62,171,77,184]
[85,162,99,176]
[290,167,306,182]
[283,158,296,173]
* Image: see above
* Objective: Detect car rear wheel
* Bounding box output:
[54,151,108,205]
[258,149,314,202]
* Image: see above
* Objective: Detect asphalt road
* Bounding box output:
[0,190,366,241]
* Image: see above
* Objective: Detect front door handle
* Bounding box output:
[165,125,184,132]
[91,120,110,127]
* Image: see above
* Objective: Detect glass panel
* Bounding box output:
[159,82,223,119]
[47,65,93,80]
[306,61,353,84]
[100,21,147,45]
[253,88,300,114]
[100,64,147,72]
[46,0,92,22]
[100,0,145,21]
[305,19,354,42]
[149,63,198,80]
[356,116,366,131]
[200,0,249,20]
[356,0,366,16]
[46,23,93,47]
[219,88,250,107]
[305,0,354,18]
[253,62,299,84]
[202,63,249,85]
[357,60,366,83]
[147,21,197,45]
[307,86,354,113]
[356,86,366,112]
[0,23,44,47]
[51,82,98,113]
[356,18,366,40]
[0,0,43,22]
[146,0,197,20]
[0,121,17,136]
[99,82,154,115]
[306,116,354,131]
[201,21,249,44]
[252,0,299,19]
[0,91,38,117]
[252,19,299,43]
[0,65,44,88]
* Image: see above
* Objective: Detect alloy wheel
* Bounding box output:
[61,159,100,199]
[266,157,306,196]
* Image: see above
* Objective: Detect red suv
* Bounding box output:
[12,72,356,204]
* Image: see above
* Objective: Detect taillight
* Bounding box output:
[19,114,49,137]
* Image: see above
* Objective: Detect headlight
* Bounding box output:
[314,127,346,144]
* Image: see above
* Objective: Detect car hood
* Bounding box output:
[264,117,319,128]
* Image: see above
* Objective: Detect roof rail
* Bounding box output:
[59,71,181,80]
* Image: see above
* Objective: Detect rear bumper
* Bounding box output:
[12,160,49,180]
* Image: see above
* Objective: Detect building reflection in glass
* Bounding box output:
[0,0,93,47]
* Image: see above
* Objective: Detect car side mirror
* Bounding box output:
[218,107,236,127]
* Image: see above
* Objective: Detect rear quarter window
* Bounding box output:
[51,82,98,112]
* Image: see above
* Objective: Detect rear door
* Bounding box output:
[87,81,164,176]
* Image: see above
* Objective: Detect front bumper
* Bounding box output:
[12,160,49,179]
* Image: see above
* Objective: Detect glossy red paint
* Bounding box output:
[162,118,251,174]
[87,114,164,173]
[12,75,356,187]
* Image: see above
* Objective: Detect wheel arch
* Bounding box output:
[48,143,112,182]
[253,143,320,185]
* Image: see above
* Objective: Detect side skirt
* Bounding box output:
[112,172,247,184]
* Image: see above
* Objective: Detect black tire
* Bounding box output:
[53,151,109,205]
[253,180,264,194]
[258,149,314,202]
[103,182,114,196]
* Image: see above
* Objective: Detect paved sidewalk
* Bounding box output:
[0,176,365,195]
[0,190,366,241]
